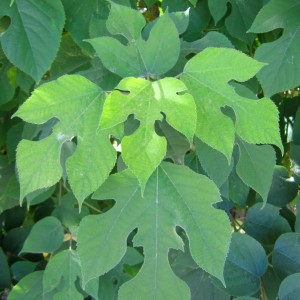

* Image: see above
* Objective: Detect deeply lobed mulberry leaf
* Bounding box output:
[77,162,231,299]
[181,47,283,163]
[13,75,116,208]
[99,77,196,191]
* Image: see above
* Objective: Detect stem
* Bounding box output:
[260,279,269,300]
[58,179,63,206]
[69,233,73,250]
[83,201,102,213]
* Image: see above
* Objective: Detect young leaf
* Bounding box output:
[43,250,83,299]
[13,75,116,207]
[181,47,283,162]
[77,162,231,299]
[99,77,196,191]
[0,0,65,82]
[249,0,300,96]
[208,0,228,23]
[20,216,64,254]
[88,3,180,77]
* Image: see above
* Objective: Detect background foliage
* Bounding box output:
[1,0,300,299]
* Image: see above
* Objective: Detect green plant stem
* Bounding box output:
[260,279,268,300]
[82,201,102,213]
[58,180,63,206]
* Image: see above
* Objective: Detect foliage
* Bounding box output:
[1,0,300,299]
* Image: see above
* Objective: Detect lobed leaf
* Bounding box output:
[13,75,116,208]
[181,47,283,162]
[225,0,263,45]
[7,271,45,300]
[88,3,180,77]
[77,162,231,299]
[43,250,83,299]
[99,77,196,191]
[249,0,300,96]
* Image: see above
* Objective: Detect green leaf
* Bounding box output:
[107,2,146,41]
[293,107,300,144]
[143,10,190,38]
[52,193,89,227]
[85,247,143,300]
[291,143,300,184]
[278,273,300,300]
[296,197,300,233]
[235,297,260,300]
[13,75,116,207]
[78,57,122,91]
[77,162,231,299]
[225,0,263,45]
[261,267,281,300]
[181,47,283,162]
[181,32,234,55]
[0,0,65,81]
[212,232,268,297]
[249,0,300,96]
[156,120,190,165]
[26,186,55,207]
[11,261,37,282]
[236,140,276,203]
[196,138,233,187]
[88,4,180,77]
[0,156,19,213]
[220,147,250,207]
[267,166,298,207]
[16,70,34,94]
[20,216,64,254]
[170,249,229,300]
[181,1,211,42]
[0,56,14,105]
[61,0,109,53]
[272,232,300,278]
[49,34,91,80]
[244,203,291,247]
[43,250,83,299]
[208,0,228,23]
[100,77,196,190]
[3,226,32,255]
[7,271,45,300]
[188,0,198,6]
[0,247,11,289]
